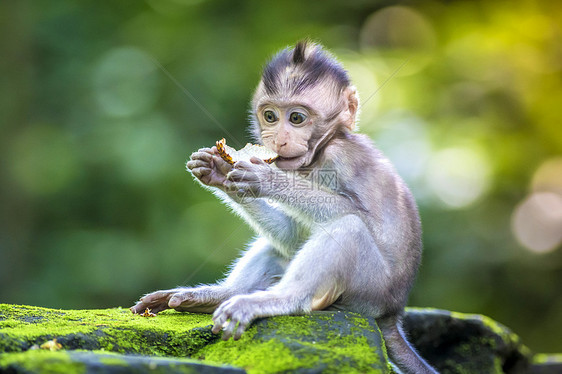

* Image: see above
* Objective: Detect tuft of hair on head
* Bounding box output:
[292,39,308,64]
[261,40,350,97]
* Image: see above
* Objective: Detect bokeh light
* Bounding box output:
[512,157,562,253]
[531,157,562,193]
[426,147,492,209]
[93,47,160,118]
[371,110,432,184]
[88,113,183,183]
[360,6,436,75]
[512,192,562,253]
[339,56,381,125]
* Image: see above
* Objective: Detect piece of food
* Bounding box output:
[40,339,62,351]
[216,138,278,165]
[140,308,157,317]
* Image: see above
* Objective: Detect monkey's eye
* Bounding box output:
[263,110,278,123]
[289,112,307,125]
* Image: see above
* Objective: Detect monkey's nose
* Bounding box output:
[275,143,288,154]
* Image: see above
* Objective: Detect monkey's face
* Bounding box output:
[257,102,315,169]
[253,81,347,170]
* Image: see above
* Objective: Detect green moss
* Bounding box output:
[204,339,304,373]
[0,350,85,374]
[198,313,387,374]
[0,303,215,357]
[445,310,511,340]
[0,305,438,373]
[0,349,244,374]
[452,310,533,360]
[265,315,314,336]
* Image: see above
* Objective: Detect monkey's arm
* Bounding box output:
[227,159,359,223]
[187,148,304,252]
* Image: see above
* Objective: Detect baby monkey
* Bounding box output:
[132,41,437,374]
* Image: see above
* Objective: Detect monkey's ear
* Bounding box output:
[341,86,359,131]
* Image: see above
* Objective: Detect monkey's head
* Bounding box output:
[250,41,359,169]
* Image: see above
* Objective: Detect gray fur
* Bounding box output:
[132,42,437,374]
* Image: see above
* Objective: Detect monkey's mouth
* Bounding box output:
[277,156,298,161]
[275,155,307,169]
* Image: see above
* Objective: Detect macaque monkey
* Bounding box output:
[132,41,437,374]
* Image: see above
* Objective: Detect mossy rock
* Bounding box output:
[0,304,559,373]
[0,304,389,373]
[404,308,530,373]
[0,350,244,374]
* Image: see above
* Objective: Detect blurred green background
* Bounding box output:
[1,0,561,353]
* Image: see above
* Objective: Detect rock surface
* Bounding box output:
[0,304,560,373]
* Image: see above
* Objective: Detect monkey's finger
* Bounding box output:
[130,299,168,314]
[233,321,248,341]
[222,319,238,341]
[212,317,227,335]
[168,296,182,308]
[211,315,225,334]
[149,304,169,314]
[190,151,213,162]
[139,290,176,303]
[212,155,232,169]
[211,322,221,335]
[233,160,254,170]
[212,305,231,334]
[168,291,195,308]
[130,303,145,314]
[186,159,210,170]
[197,147,213,154]
[191,167,212,179]
[249,156,266,165]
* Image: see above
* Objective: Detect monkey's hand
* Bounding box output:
[130,289,178,315]
[131,287,227,315]
[187,147,233,191]
[225,157,274,199]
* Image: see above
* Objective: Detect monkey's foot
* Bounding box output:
[212,295,256,341]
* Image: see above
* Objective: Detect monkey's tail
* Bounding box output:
[378,315,439,374]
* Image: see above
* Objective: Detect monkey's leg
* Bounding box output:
[212,214,370,340]
[130,237,286,314]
